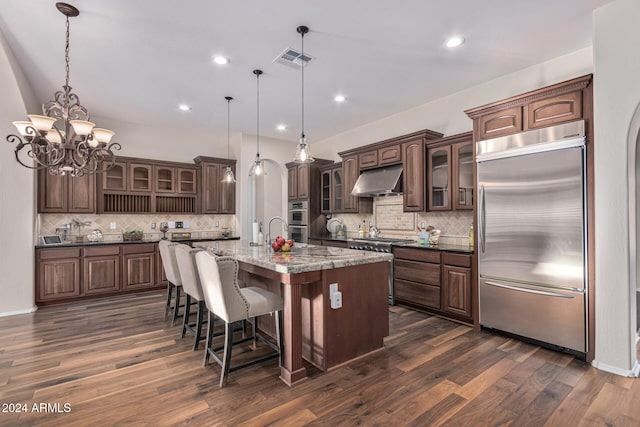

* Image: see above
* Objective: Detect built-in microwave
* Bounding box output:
[288,201,308,226]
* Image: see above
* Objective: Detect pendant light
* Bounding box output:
[221,96,236,183]
[250,69,265,176]
[294,25,314,163]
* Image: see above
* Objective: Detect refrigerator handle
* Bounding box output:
[484,281,575,298]
[479,185,486,253]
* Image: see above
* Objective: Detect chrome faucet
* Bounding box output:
[267,216,289,246]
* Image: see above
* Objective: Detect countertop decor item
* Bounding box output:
[293,25,315,164]
[6,2,120,176]
[221,96,236,183]
[86,229,103,242]
[70,218,91,242]
[159,222,169,239]
[249,70,265,176]
[122,230,143,241]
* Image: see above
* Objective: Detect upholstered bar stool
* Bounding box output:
[174,244,207,350]
[195,251,283,387]
[158,240,183,326]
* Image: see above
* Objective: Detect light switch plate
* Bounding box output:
[168,221,176,229]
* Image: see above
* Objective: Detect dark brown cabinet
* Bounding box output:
[358,144,401,170]
[392,247,473,324]
[36,247,82,302]
[320,163,343,214]
[452,138,474,210]
[154,166,176,193]
[342,155,360,213]
[38,170,95,213]
[476,106,523,140]
[287,164,312,200]
[122,244,156,291]
[102,162,127,191]
[427,144,451,211]
[83,246,120,295]
[194,157,236,214]
[288,166,298,201]
[358,150,378,169]
[402,139,426,212]
[129,163,152,192]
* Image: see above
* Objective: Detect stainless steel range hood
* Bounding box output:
[350,164,403,197]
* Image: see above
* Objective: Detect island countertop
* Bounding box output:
[193,240,392,274]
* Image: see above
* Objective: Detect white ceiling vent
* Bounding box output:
[273,47,314,68]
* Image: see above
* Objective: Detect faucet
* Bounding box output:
[267,216,289,246]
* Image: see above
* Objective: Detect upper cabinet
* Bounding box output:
[466,74,592,140]
[154,166,176,193]
[320,163,344,214]
[341,155,360,213]
[38,170,95,213]
[424,132,474,212]
[427,144,451,211]
[402,138,426,212]
[129,163,152,193]
[194,157,236,215]
[287,160,333,202]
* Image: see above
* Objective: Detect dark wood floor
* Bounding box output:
[1,291,638,426]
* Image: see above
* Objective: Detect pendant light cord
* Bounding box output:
[301,30,305,140]
[65,15,70,89]
[226,97,231,162]
[256,71,260,157]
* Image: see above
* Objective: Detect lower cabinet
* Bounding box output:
[122,244,156,291]
[37,248,82,302]
[36,243,163,305]
[393,246,473,324]
[83,246,121,295]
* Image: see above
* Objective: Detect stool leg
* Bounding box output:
[172,286,182,326]
[220,321,234,388]
[204,311,215,366]
[181,294,192,338]
[275,310,283,366]
[164,282,174,318]
[252,317,258,350]
[193,300,205,351]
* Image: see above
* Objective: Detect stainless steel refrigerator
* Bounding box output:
[476,120,587,354]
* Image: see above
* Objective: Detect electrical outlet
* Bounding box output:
[175,221,183,229]
[150,222,156,229]
[420,221,426,229]
[214,221,219,227]
[110,222,116,230]
[329,283,342,309]
[182,221,189,229]
[168,221,176,229]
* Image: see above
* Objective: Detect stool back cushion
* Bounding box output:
[175,244,205,301]
[195,251,249,323]
[158,240,181,286]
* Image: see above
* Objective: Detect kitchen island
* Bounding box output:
[193,240,392,386]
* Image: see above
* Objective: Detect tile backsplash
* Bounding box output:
[329,195,473,246]
[38,213,236,243]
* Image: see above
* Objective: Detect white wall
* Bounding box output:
[592,0,640,375]
[0,30,36,315]
[313,48,593,157]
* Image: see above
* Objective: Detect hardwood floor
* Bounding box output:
[0,291,638,426]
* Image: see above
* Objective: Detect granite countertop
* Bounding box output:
[35,236,240,249]
[393,241,474,253]
[193,240,392,274]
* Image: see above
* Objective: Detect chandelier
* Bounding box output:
[293,25,314,163]
[6,2,119,176]
[249,69,265,176]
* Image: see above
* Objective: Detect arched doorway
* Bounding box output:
[627,103,640,372]
[246,159,288,243]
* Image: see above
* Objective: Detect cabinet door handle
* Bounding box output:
[479,185,486,253]
[484,281,575,298]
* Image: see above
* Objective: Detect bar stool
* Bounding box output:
[158,240,183,326]
[174,244,207,350]
[195,251,283,387]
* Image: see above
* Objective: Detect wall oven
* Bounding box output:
[288,225,308,244]
[287,201,308,226]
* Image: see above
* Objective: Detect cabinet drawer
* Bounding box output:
[358,151,378,169]
[323,240,348,248]
[393,247,440,263]
[394,279,440,309]
[84,245,121,257]
[38,247,81,260]
[442,252,471,268]
[378,145,401,165]
[478,106,523,139]
[527,91,582,129]
[122,243,156,254]
[394,259,440,286]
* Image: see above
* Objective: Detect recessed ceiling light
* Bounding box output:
[277,124,287,131]
[213,56,230,65]
[445,36,465,48]
[178,104,191,111]
[334,95,346,103]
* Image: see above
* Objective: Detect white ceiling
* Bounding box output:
[0,0,613,146]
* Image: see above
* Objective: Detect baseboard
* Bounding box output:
[591,359,639,377]
[633,360,640,378]
[0,306,38,317]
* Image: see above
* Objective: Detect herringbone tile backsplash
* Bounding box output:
[329,195,473,245]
